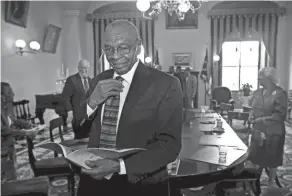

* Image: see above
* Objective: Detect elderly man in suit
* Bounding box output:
[184,67,197,108]
[61,59,92,139]
[76,20,183,196]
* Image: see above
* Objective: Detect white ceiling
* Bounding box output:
[54,1,292,13]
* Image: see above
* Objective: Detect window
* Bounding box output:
[222,41,259,91]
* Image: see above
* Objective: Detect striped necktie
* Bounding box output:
[83,77,89,92]
[99,76,124,148]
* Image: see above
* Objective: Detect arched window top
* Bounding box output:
[87,2,142,20]
[208,1,285,18]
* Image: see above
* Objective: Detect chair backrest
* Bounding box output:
[212,87,232,104]
[13,99,32,120]
[49,117,64,142]
[26,136,37,174]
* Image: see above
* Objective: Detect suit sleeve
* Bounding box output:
[73,77,99,138]
[262,90,287,125]
[124,77,183,176]
[193,76,197,96]
[59,77,74,112]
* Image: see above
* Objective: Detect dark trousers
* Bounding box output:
[77,174,181,196]
[72,118,90,139]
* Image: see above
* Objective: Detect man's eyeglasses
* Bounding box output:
[103,46,133,56]
[103,39,139,56]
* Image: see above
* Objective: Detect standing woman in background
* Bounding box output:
[1,82,35,182]
[248,67,288,188]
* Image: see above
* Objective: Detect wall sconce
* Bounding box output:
[15,39,41,56]
[213,55,220,62]
[145,56,152,66]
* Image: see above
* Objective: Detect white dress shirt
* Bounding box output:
[87,61,139,175]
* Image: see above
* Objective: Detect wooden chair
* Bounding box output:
[13,99,36,123]
[26,136,75,196]
[210,87,235,118]
[49,117,65,142]
[1,176,49,196]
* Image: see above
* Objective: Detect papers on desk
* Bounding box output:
[199,135,244,148]
[198,124,215,132]
[189,146,247,166]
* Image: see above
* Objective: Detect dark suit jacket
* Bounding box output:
[62,73,92,128]
[77,61,183,184]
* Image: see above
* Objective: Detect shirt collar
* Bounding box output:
[113,60,139,84]
[79,73,87,79]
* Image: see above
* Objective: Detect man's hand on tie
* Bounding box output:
[88,79,124,109]
[81,159,120,180]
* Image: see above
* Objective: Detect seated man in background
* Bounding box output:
[61,60,93,139]
[76,19,183,196]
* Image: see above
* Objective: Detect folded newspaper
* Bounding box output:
[38,142,145,179]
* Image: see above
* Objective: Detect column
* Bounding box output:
[61,10,82,75]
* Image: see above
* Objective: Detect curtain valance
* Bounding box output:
[208,7,286,18]
[86,12,145,22]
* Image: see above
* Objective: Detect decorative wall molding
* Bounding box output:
[208,7,286,18]
[86,12,145,22]
[63,10,81,16]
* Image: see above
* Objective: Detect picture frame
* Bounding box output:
[4,1,30,28]
[166,10,198,29]
[172,53,192,69]
[43,24,62,54]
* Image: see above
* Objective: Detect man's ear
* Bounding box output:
[136,39,142,55]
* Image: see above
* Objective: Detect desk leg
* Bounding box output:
[35,108,45,124]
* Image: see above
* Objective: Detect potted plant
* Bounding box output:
[241,83,253,97]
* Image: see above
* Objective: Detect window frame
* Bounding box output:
[221,40,260,91]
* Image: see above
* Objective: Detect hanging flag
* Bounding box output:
[200,45,208,82]
[206,76,212,95]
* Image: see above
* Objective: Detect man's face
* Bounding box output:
[103,28,140,75]
[78,63,90,78]
[169,67,174,73]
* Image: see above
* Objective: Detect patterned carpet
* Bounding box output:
[14,120,292,196]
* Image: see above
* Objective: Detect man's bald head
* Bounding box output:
[78,59,90,78]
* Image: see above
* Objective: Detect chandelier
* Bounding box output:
[136,0,203,20]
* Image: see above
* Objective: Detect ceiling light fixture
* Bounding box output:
[136,0,203,20]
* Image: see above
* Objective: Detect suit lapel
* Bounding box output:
[75,74,86,94]
[118,62,151,129]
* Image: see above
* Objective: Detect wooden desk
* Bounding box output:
[1,176,49,196]
[35,94,70,124]
[227,108,251,127]
[169,110,248,189]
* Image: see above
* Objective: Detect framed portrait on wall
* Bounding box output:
[43,24,62,54]
[172,53,192,69]
[4,1,30,28]
[166,10,198,29]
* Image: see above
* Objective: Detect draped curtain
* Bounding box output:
[208,8,285,87]
[91,16,155,76]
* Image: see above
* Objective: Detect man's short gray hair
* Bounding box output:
[259,67,279,85]
[105,19,141,40]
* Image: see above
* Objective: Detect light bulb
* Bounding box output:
[136,0,150,12]
[15,39,26,48]
[29,41,40,51]
[213,55,220,62]
[178,2,190,13]
[145,57,152,63]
